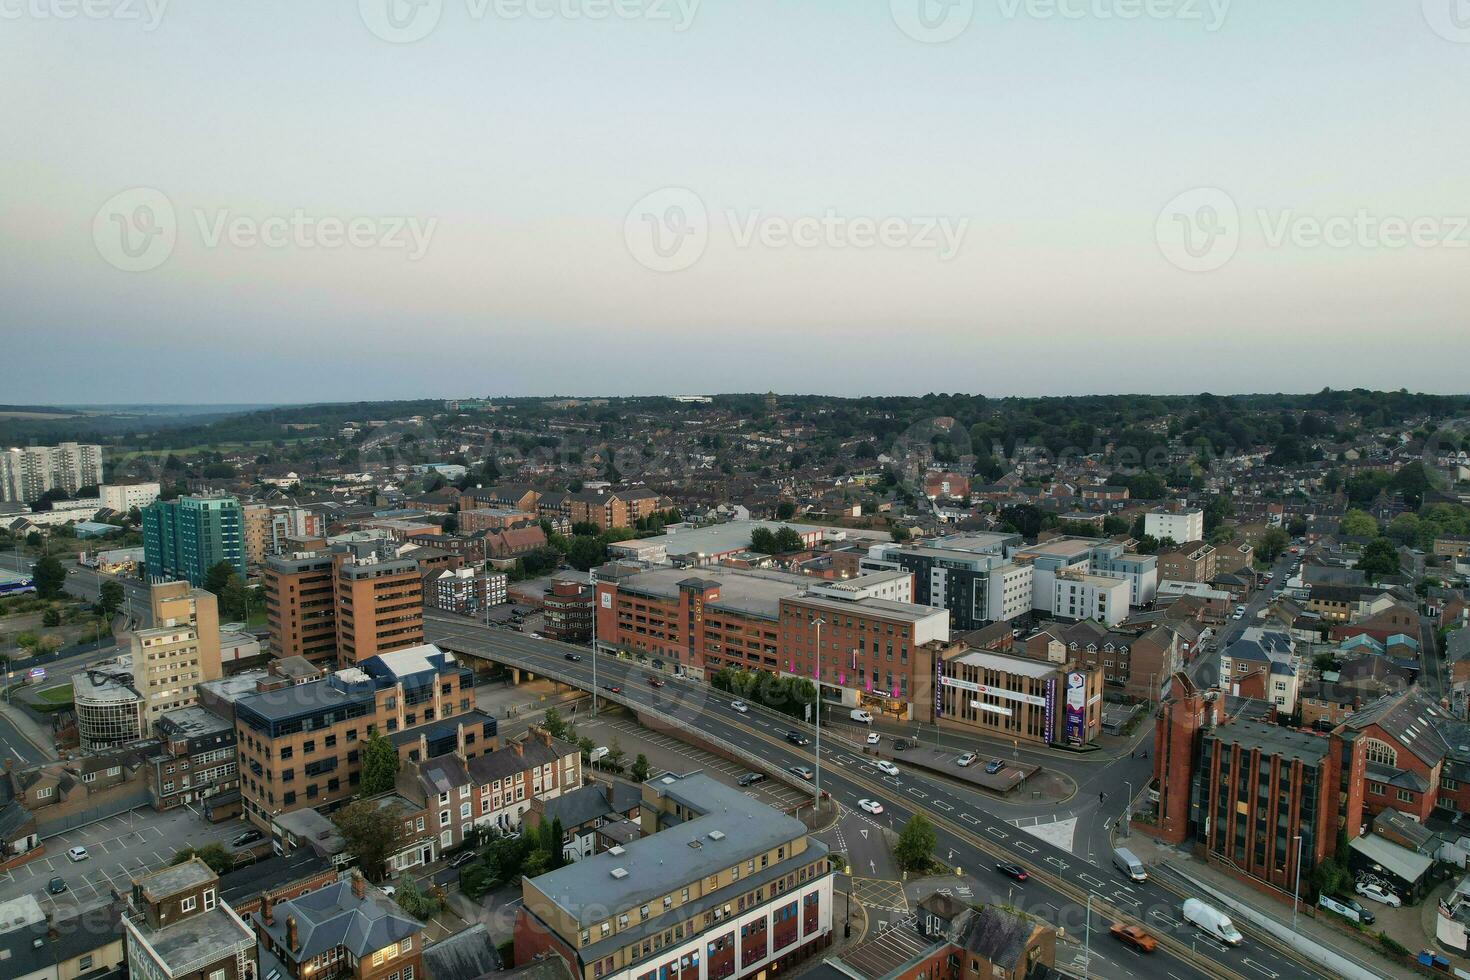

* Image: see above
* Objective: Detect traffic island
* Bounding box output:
[870,743,1049,797]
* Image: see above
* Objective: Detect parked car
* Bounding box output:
[858,799,884,815]
[66,846,89,862]
[1109,924,1157,952]
[956,751,977,767]
[786,731,810,746]
[1354,882,1402,908]
[738,772,765,787]
[892,739,913,751]
[564,653,582,661]
[866,732,881,745]
[232,829,264,847]
[1182,899,1243,945]
[984,759,1005,775]
[448,850,478,869]
[730,700,749,713]
[589,746,609,762]
[874,760,900,777]
[995,863,1028,882]
[48,876,66,895]
[381,884,396,897]
[787,765,814,781]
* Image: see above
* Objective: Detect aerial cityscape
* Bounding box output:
[5,4,1470,980]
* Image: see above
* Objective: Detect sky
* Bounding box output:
[3,1,1469,404]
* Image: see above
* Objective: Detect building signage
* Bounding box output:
[934,653,944,718]
[972,701,1014,717]
[1044,677,1056,741]
[941,675,1045,707]
[600,592,611,609]
[1064,671,1086,745]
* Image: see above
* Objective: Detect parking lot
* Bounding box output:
[0,806,247,915]
[576,713,813,811]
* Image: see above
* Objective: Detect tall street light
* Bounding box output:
[1083,893,1093,978]
[813,616,825,802]
[1292,834,1304,930]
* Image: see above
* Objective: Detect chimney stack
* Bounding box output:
[538,727,551,747]
[351,870,366,900]
[287,915,299,951]
[513,739,524,758]
[418,731,428,761]
[263,894,275,926]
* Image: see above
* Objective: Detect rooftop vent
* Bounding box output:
[707,830,726,841]
[611,868,629,879]
[609,846,626,855]
[688,840,703,849]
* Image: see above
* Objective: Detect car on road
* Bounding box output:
[564,653,583,661]
[66,846,89,862]
[448,850,478,869]
[984,759,1005,775]
[786,731,810,746]
[994,862,1028,882]
[874,760,900,777]
[232,829,264,847]
[1109,924,1157,952]
[858,798,884,814]
[787,765,814,781]
[738,772,765,786]
[48,876,67,894]
[1354,882,1402,907]
[730,700,749,713]
[892,739,913,751]
[602,684,622,694]
[956,751,977,767]
[646,676,666,688]
[866,732,881,745]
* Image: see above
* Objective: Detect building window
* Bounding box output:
[181,896,196,912]
[1363,739,1398,767]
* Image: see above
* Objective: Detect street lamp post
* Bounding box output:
[813,617,825,802]
[1083,893,1093,978]
[1292,834,1304,930]
[1123,780,1132,838]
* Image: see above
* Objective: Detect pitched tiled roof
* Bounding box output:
[258,878,421,961]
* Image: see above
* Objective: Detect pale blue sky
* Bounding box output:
[2,1,1467,402]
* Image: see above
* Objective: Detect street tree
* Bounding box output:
[334,799,406,881]
[32,556,66,599]
[359,731,400,797]
[895,813,938,872]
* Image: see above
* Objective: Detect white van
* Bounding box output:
[1182,899,1243,946]
[1112,847,1147,882]
[588,746,609,763]
[850,709,873,724]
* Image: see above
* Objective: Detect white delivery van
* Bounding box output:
[850,709,873,723]
[1112,847,1147,882]
[1182,899,1243,946]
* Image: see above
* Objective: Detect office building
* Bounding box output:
[147,706,239,814]
[0,442,103,503]
[243,503,327,569]
[861,535,1028,633]
[544,575,594,643]
[936,644,1103,747]
[334,539,424,665]
[142,494,245,586]
[73,657,147,751]
[100,481,162,513]
[426,566,507,616]
[234,645,479,829]
[123,858,256,980]
[129,581,223,723]
[1145,508,1205,545]
[265,552,340,666]
[515,772,833,980]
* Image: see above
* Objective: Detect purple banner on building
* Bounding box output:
[1064,671,1086,746]
[1044,677,1055,743]
[934,655,944,718]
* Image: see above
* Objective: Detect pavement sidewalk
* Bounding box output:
[1122,832,1405,980]
[0,696,57,761]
